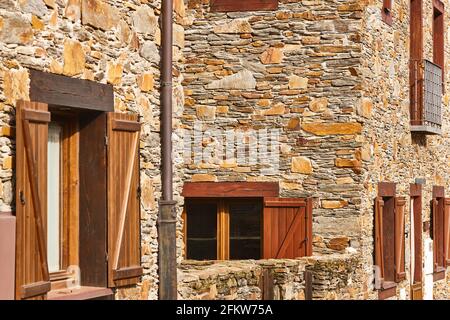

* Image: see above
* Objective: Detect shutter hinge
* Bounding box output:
[104,135,109,146]
[105,251,109,262]
[137,186,141,198]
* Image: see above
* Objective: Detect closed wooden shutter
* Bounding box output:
[15,101,51,299]
[263,198,312,259]
[444,198,450,267]
[107,112,142,287]
[374,197,385,289]
[394,197,406,282]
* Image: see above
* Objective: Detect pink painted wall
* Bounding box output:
[0,213,15,300]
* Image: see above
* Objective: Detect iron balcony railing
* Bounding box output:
[410,59,443,135]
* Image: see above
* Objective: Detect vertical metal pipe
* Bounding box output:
[161,0,173,201]
[158,0,177,300]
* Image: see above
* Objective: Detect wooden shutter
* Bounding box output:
[394,197,406,282]
[15,101,51,299]
[374,197,385,288]
[431,198,439,271]
[263,198,312,259]
[107,113,142,287]
[445,198,450,267]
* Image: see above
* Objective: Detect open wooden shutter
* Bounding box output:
[263,198,312,259]
[374,197,385,289]
[107,112,142,287]
[445,198,450,267]
[431,198,439,271]
[394,197,406,282]
[15,101,51,299]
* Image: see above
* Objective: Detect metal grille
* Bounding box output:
[423,60,442,128]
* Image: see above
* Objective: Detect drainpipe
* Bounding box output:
[158,0,178,300]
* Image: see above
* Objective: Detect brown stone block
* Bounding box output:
[302,122,362,136]
[287,117,301,130]
[81,0,119,31]
[327,237,350,251]
[291,157,313,174]
[3,68,30,104]
[260,47,284,64]
[322,200,348,209]
[63,39,85,76]
[191,174,218,182]
[335,158,360,168]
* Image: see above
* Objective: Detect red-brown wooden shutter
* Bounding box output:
[374,197,385,289]
[15,101,51,299]
[107,112,142,287]
[394,197,406,282]
[431,198,439,271]
[263,198,312,259]
[444,198,450,267]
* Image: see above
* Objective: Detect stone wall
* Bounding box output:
[360,0,450,299]
[178,254,365,300]
[182,0,365,255]
[0,0,187,300]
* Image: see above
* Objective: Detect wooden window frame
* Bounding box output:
[431,186,446,281]
[210,0,278,13]
[183,198,263,260]
[382,0,393,25]
[46,114,80,291]
[375,182,407,299]
[182,182,279,260]
[15,70,144,299]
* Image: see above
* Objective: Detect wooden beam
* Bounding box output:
[378,182,396,197]
[29,69,114,112]
[433,185,445,198]
[182,182,279,198]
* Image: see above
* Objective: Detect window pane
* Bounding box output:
[186,202,217,260]
[47,123,62,273]
[229,201,261,259]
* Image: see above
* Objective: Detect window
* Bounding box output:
[182,182,312,261]
[382,0,393,25]
[431,186,450,281]
[46,116,79,287]
[14,70,142,300]
[410,0,443,134]
[433,0,445,88]
[210,0,278,12]
[185,199,261,260]
[374,182,406,299]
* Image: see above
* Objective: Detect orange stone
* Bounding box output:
[302,122,362,136]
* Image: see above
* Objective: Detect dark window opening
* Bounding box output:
[185,198,262,260]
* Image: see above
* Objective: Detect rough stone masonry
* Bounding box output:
[1,0,449,300]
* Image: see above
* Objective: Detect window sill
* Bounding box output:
[47,286,114,300]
